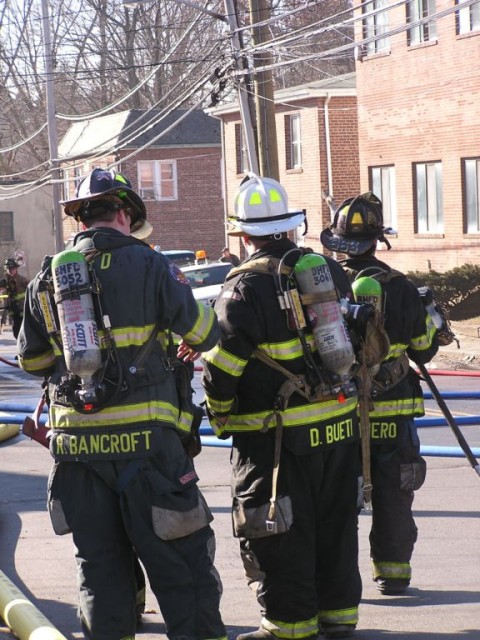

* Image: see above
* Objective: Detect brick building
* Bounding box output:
[354,0,480,272]
[0,183,55,278]
[59,109,225,258]
[211,73,360,257]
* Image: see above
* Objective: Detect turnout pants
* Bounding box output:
[48,429,226,640]
[232,430,362,638]
[369,417,427,582]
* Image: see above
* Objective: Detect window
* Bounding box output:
[137,160,177,201]
[407,0,437,45]
[456,0,480,34]
[370,166,397,230]
[0,211,14,242]
[285,114,302,170]
[464,158,480,232]
[363,0,390,54]
[414,162,443,233]
[235,123,248,175]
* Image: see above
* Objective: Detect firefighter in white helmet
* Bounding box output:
[202,174,363,639]
[17,168,227,640]
[321,192,439,595]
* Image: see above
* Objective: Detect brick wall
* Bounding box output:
[221,93,360,256]
[120,146,224,259]
[354,0,480,272]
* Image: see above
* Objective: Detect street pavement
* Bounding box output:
[1,328,480,639]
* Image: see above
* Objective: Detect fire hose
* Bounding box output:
[418,362,480,477]
[0,355,19,367]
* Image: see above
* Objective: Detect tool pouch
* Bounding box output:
[47,463,72,535]
[400,457,427,492]
[152,488,213,540]
[232,494,293,538]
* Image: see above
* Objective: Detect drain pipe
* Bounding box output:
[324,93,334,220]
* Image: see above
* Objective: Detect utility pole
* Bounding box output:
[41,0,64,252]
[248,0,279,180]
[223,0,260,175]
[124,0,260,174]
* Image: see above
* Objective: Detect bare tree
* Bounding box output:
[0,0,226,177]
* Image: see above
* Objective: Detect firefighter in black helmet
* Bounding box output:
[17,168,226,640]
[321,192,439,595]
[0,258,29,338]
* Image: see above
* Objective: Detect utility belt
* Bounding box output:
[50,425,167,461]
[371,353,410,397]
[253,348,357,411]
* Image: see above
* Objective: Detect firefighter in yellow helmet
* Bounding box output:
[202,174,363,639]
[321,192,439,595]
[17,168,226,640]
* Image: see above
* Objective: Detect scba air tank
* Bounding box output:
[294,254,355,377]
[352,276,383,313]
[52,249,102,378]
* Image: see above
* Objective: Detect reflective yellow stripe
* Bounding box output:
[100,324,166,349]
[205,396,235,414]
[258,334,316,361]
[177,409,194,433]
[50,400,179,429]
[212,397,357,435]
[48,325,166,353]
[386,342,407,359]
[369,396,424,417]
[411,317,436,351]
[184,302,216,346]
[372,561,411,580]
[262,614,318,639]
[318,607,358,626]
[203,345,248,377]
[19,350,55,372]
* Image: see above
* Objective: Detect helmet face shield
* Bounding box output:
[62,168,147,230]
[321,192,394,255]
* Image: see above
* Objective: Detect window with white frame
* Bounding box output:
[290,114,302,169]
[235,124,248,175]
[0,211,14,242]
[464,158,480,232]
[407,0,437,45]
[285,114,302,170]
[363,0,390,54]
[456,0,480,34]
[415,161,443,233]
[137,160,177,201]
[370,165,397,230]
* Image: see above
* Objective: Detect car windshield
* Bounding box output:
[183,264,232,289]
[161,250,196,267]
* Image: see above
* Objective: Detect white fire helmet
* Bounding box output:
[228,174,305,237]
